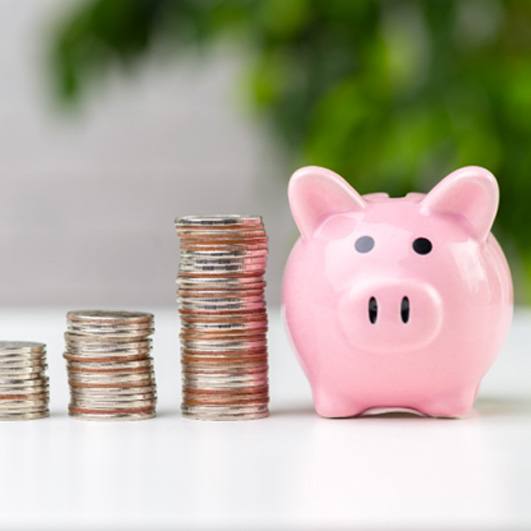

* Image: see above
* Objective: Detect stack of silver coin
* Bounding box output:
[0,341,49,420]
[175,215,269,420]
[64,310,157,420]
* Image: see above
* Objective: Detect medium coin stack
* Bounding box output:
[175,215,269,420]
[64,310,157,420]
[0,341,49,420]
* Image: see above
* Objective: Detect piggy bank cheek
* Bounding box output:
[337,280,444,353]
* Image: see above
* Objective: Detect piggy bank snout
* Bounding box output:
[339,279,443,353]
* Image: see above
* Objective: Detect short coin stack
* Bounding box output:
[175,215,269,420]
[64,310,157,420]
[0,341,49,420]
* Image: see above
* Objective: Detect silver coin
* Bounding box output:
[68,377,156,385]
[66,328,155,339]
[71,391,156,402]
[0,410,49,421]
[180,251,268,261]
[68,371,155,383]
[66,329,154,340]
[70,400,156,409]
[68,379,155,390]
[0,358,47,368]
[181,404,268,420]
[0,400,49,409]
[0,389,49,398]
[70,383,155,394]
[176,214,263,226]
[64,347,151,356]
[70,398,156,408]
[65,333,152,345]
[67,359,153,371]
[67,310,153,325]
[179,256,267,267]
[178,293,266,304]
[182,337,266,349]
[67,320,154,331]
[178,265,267,275]
[179,256,266,266]
[0,366,46,380]
[70,396,156,406]
[0,378,49,390]
[0,341,45,353]
[183,380,268,390]
[69,411,155,421]
[176,226,267,236]
[0,353,46,363]
[178,300,266,310]
[0,371,47,382]
[180,250,267,259]
[180,247,268,256]
[181,322,267,333]
[64,344,152,355]
[0,389,49,399]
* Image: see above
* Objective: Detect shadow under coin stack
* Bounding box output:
[175,215,270,420]
[64,310,157,420]
[0,342,49,420]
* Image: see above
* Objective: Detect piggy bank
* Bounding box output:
[283,165,513,418]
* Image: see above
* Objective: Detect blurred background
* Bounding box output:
[1,0,531,306]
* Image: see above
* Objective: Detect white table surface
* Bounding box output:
[0,306,529,530]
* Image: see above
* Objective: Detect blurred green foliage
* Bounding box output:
[51,0,531,301]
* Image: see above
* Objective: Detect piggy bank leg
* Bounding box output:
[417,387,477,418]
[313,387,366,418]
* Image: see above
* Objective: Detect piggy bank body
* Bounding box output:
[283,166,513,418]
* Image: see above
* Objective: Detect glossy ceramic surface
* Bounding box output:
[283,166,513,418]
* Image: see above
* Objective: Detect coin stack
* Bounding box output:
[0,341,49,420]
[175,215,270,420]
[64,310,157,420]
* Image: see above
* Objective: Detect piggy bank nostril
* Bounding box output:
[368,296,378,324]
[401,296,410,323]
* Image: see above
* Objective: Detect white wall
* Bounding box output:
[0,0,294,306]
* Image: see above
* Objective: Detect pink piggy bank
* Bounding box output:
[283,165,513,418]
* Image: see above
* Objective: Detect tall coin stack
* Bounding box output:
[64,310,157,420]
[0,341,49,420]
[175,215,270,420]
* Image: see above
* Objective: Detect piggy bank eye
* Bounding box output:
[413,237,432,255]
[355,236,375,253]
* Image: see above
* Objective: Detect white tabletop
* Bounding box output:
[0,306,529,530]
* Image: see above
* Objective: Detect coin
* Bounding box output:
[64,310,157,420]
[0,341,49,420]
[176,215,269,421]
[67,310,153,325]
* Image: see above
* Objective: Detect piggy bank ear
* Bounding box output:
[288,166,366,239]
[421,166,499,241]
